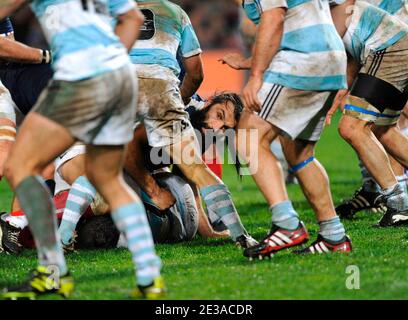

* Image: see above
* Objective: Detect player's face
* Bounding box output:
[204,101,236,132]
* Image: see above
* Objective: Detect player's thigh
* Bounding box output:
[85,144,126,184]
[7,112,74,173]
[236,109,278,152]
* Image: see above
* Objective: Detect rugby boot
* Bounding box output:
[2,265,74,300]
[0,212,22,255]
[335,187,385,219]
[294,234,352,254]
[131,276,166,300]
[244,221,309,260]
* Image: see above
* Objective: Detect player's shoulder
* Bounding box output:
[162,0,188,21]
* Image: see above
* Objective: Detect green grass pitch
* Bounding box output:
[1,114,408,300]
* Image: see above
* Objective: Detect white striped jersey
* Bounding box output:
[243,0,347,91]
[29,0,135,81]
[363,0,408,24]
[343,1,408,63]
[131,0,202,81]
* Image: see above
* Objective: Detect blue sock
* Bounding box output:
[319,216,345,242]
[59,176,96,245]
[200,184,247,241]
[111,202,162,286]
[270,200,299,230]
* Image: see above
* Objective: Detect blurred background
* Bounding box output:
[10,0,257,98]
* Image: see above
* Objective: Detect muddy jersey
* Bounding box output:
[29,0,135,81]
[243,0,347,91]
[363,0,408,23]
[343,1,408,63]
[130,0,202,81]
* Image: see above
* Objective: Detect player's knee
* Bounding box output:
[338,117,359,143]
[4,157,22,187]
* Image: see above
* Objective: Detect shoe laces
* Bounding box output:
[6,226,20,245]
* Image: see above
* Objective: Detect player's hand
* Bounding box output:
[326,89,349,126]
[218,53,249,70]
[242,75,263,112]
[151,187,176,211]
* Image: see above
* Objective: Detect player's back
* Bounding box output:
[131,0,201,81]
[344,1,408,62]
[243,0,347,91]
[29,0,132,81]
[362,0,408,24]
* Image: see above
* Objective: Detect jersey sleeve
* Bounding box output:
[0,17,14,36]
[109,0,136,17]
[180,9,202,58]
[259,0,288,11]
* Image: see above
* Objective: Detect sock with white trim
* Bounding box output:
[382,183,408,211]
[111,202,161,286]
[58,176,96,245]
[270,200,299,230]
[200,184,247,241]
[318,216,345,242]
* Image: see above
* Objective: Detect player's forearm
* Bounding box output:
[115,8,145,52]
[0,0,25,19]
[0,37,45,64]
[180,72,203,105]
[250,9,285,78]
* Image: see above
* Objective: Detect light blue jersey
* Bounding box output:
[363,0,408,23]
[30,0,135,81]
[130,0,202,81]
[243,0,347,91]
[343,1,408,63]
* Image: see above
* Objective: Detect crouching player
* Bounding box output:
[129,0,257,248]
[328,0,408,227]
[54,93,244,251]
[332,0,408,220]
[1,0,164,300]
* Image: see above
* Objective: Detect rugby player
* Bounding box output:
[54,93,243,251]
[332,0,408,220]
[327,0,408,227]
[127,0,257,248]
[0,17,53,179]
[1,0,165,300]
[230,0,352,259]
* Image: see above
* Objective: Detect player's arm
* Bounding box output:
[113,1,145,51]
[219,53,252,70]
[180,54,204,105]
[242,7,286,111]
[124,125,176,210]
[0,0,25,19]
[326,54,361,125]
[0,37,50,64]
[330,0,355,39]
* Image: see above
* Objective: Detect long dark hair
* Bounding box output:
[189,92,244,177]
